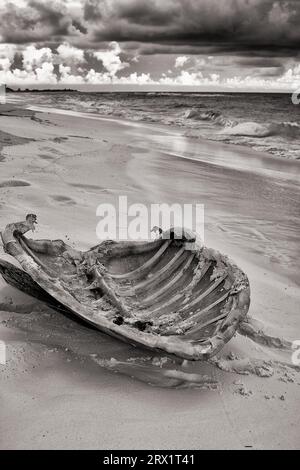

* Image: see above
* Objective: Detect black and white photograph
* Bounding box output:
[0,0,299,452]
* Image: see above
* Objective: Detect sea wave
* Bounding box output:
[183,108,235,127]
[11,91,300,160]
[221,121,300,139]
[183,106,300,141]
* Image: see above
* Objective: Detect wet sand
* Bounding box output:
[0,105,299,449]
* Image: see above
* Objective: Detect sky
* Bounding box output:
[0,0,300,91]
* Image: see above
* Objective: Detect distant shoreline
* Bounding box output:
[4,86,292,95]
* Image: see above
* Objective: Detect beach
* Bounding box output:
[0,104,299,449]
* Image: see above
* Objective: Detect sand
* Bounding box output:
[0,104,299,449]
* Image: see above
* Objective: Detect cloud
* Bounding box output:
[57,42,85,64]
[0,0,85,43]
[175,56,189,68]
[117,72,153,85]
[234,57,284,68]
[0,57,11,72]
[88,0,300,55]
[83,0,103,21]
[59,64,85,84]
[160,70,204,86]
[0,0,299,56]
[22,45,53,71]
[278,63,300,88]
[0,63,57,86]
[158,68,300,91]
[0,39,299,91]
[35,61,57,83]
[0,43,56,84]
[85,69,112,84]
[0,44,16,61]
[93,41,129,76]
[0,41,142,85]
[0,44,16,72]
[0,0,299,93]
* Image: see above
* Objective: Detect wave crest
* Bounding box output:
[184,108,236,127]
[221,121,300,139]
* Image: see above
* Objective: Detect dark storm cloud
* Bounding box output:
[89,0,300,55]
[1,0,300,57]
[0,0,85,44]
[112,0,176,27]
[256,67,285,77]
[72,20,88,35]
[136,44,300,59]
[234,57,284,68]
[83,0,103,21]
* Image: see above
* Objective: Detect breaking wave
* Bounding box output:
[183,108,236,127]
[221,121,300,139]
[10,91,300,159]
[183,107,300,141]
[181,106,300,158]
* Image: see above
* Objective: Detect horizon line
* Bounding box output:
[3,85,293,94]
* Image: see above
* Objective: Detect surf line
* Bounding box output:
[103,454,138,467]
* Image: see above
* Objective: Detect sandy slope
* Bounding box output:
[0,106,299,449]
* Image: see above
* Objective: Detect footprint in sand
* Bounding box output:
[49,195,76,206]
[0,180,31,188]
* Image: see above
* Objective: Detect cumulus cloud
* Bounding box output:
[0,57,11,73]
[117,72,153,85]
[160,71,203,86]
[277,63,300,88]
[0,44,16,72]
[158,68,300,91]
[0,41,149,86]
[35,61,57,83]
[0,44,16,61]
[85,69,112,84]
[93,41,129,76]
[0,44,56,85]
[22,45,53,72]
[175,56,189,68]
[0,44,57,84]
[0,40,299,90]
[59,64,85,84]
[57,42,85,64]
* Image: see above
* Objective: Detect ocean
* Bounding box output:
[7,91,300,160]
